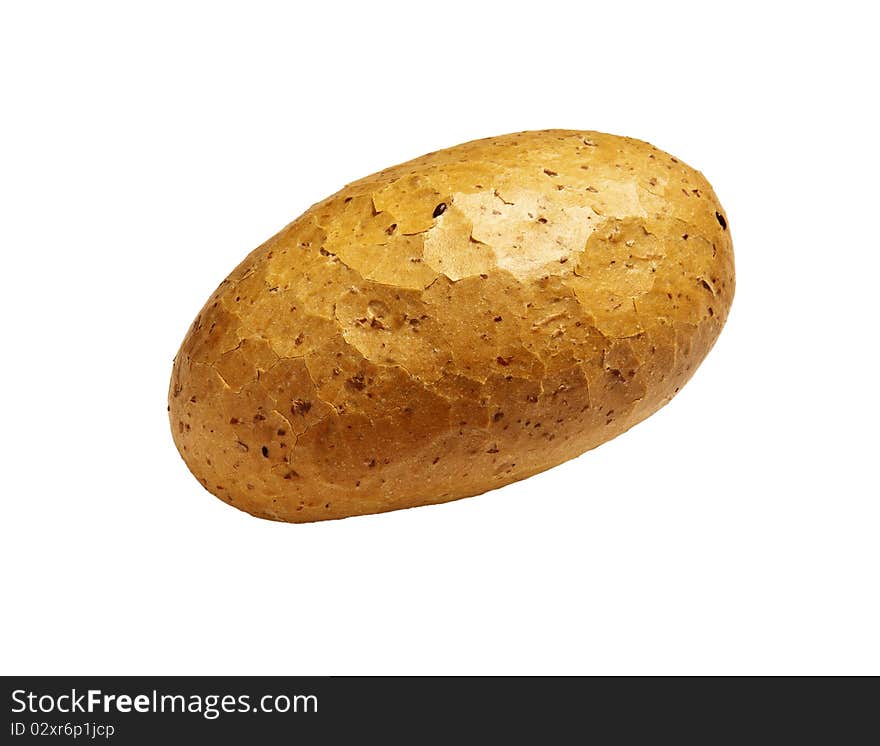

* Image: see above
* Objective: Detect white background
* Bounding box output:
[1,1,877,675]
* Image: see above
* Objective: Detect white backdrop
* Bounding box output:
[1,1,877,675]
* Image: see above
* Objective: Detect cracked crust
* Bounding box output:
[169,130,735,522]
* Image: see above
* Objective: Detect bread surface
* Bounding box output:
[169,130,735,522]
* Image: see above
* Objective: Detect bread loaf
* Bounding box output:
[169,130,735,522]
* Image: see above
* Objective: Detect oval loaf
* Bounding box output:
[169,130,735,522]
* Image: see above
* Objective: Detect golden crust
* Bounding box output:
[169,130,735,522]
